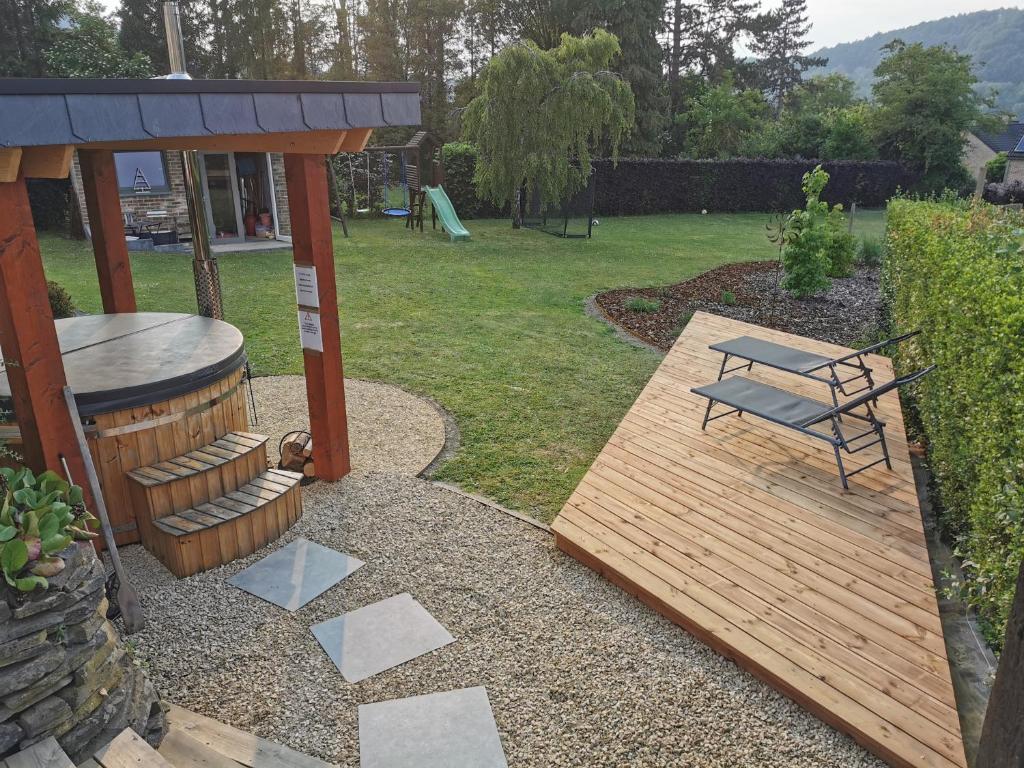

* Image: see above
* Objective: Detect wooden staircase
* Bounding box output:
[127,432,303,578]
[3,705,334,768]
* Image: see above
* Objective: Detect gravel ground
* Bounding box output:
[249,376,446,475]
[596,261,884,351]
[119,472,884,768]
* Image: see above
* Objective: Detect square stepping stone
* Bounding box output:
[311,592,455,682]
[227,538,364,610]
[358,687,507,768]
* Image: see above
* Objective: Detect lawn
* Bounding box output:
[39,210,885,521]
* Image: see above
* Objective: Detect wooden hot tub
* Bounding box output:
[0,312,302,576]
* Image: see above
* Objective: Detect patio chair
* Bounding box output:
[709,331,920,406]
[691,366,934,489]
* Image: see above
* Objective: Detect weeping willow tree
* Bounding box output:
[461,30,635,227]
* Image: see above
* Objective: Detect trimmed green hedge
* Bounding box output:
[884,198,1024,646]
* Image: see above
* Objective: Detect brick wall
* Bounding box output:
[71,151,191,235]
[270,153,291,236]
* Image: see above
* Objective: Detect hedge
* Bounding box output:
[441,145,915,218]
[983,179,1024,205]
[883,198,1024,647]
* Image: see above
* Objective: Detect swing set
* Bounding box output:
[345,132,444,224]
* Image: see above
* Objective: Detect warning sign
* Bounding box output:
[298,310,323,352]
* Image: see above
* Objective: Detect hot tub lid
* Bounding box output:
[0,313,246,418]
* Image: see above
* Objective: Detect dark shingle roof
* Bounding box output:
[0,78,420,149]
[974,121,1024,154]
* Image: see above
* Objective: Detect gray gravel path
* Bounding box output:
[249,376,446,475]
[120,472,883,768]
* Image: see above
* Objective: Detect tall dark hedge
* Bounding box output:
[27,179,72,231]
[442,144,915,218]
[983,179,1024,205]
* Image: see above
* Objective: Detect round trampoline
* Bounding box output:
[0,312,252,546]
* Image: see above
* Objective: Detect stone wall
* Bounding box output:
[1007,156,1024,184]
[0,543,165,764]
[270,153,292,237]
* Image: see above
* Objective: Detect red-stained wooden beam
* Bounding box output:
[79,149,137,313]
[284,153,351,481]
[0,171,96,502]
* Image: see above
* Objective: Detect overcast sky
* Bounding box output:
[797,0,1023,49]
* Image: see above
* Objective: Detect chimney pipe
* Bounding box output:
[162,1,223,319]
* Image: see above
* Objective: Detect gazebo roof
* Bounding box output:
[0,77,419,162]
[0,78,420,149]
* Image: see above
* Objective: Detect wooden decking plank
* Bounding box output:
[602,430,941,620]
[554,517,963,768]
[583,464,950,665]
[94,729,174,768]
[565,489,958,722]
[610,422,937,593]
[158,728,242,768]
[550,312,965,768]
[4,737,75,768]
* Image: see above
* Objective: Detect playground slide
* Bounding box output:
[423,185,471,242]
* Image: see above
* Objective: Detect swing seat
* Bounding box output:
[382,207,411,217]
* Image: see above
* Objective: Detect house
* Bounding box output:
[70,148,293,247]
[1007,133,1024,183]
[966,121,1024,182]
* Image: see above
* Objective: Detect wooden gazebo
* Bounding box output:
[0,77,420,574]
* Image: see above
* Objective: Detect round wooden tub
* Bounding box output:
[0,313,251,546]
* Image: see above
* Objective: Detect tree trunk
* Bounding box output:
[512,187,522,229]
[669,0,682,82]
[976,559,1024,768]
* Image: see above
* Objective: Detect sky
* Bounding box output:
[799,0,1023,49]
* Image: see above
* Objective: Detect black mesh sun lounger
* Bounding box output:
[709,331,920,406]
[691,366,934,489]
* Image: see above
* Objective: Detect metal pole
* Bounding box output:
[162,1,223,319]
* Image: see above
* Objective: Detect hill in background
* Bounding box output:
[812,7,1024,117]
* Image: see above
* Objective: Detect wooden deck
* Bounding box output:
[552,311,965,768]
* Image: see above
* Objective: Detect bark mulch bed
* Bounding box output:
[595,261,883,352]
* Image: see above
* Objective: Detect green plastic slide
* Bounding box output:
[423,185,471,242]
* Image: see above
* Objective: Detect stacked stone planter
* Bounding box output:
[0,542,165,763]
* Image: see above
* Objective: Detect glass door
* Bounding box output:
[198,153,244,243]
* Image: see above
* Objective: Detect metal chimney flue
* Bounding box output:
[162,1,223,319]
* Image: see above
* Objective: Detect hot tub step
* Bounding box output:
[127,432,269,535]
[147,469,303,578]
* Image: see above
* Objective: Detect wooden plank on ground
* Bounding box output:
[158,728,242,768]
[93,729,174,768]
[550,311,966,768]
[4,738,74,768]
[165,705,335,768]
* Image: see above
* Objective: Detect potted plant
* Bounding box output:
[0,467,99,596]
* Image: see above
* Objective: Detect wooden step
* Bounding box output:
[149,470,303,577]
[93,730,172,768]
[4,737,75,768]
[126,432,269,543]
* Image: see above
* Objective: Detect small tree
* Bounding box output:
[461,30,635,227]
[781,165,856,297]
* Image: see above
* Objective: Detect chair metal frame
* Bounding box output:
[695,366,934,489]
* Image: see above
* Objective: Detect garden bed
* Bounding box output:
[596,260,883,351]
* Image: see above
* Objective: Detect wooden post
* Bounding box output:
[284,153,351,481]
[79,149,137,313]
[976,560,1024,768]
[0,171,95,496]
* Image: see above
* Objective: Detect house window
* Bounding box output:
[114,151,170,194]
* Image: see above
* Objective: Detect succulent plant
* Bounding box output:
[0,467,99,593]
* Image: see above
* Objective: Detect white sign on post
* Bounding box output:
[298,310,323,352]
[294,265,320,308]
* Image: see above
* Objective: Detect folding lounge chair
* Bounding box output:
[709,331,920,406]
[691,366,934,489]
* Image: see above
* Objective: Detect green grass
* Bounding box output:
[40,209,884,521]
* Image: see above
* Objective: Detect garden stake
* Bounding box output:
[61,386,145,634]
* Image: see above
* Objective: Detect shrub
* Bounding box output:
[720,290,736,306]
[782,165,857,297]
[442,143,505,219]
[858,237,885,268]
[624,296,661,313]
[48,281,76,319]
[985,152,1008,183]
[983,179,1024,206]
[884,198,1024,648]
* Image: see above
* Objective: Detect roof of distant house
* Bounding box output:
[0,78,421,150]
[973,121,1024,154]
[1013,132,1024,156]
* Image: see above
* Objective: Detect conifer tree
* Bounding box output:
[750,0,826,113]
